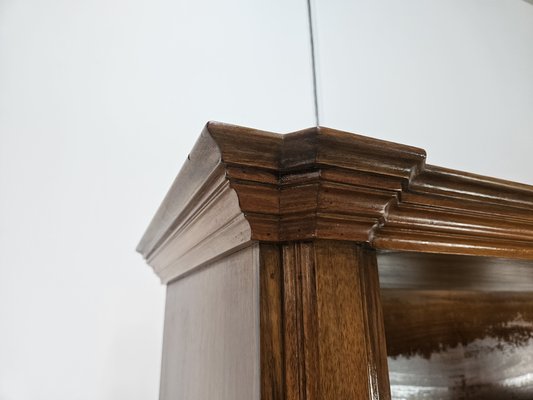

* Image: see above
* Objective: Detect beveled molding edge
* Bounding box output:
[138,121,533,282]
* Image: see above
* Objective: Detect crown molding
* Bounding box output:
[138,122,533,282]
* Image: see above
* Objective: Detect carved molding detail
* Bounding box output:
[138,122,533,281]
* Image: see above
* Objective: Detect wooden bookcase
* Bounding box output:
[138,122,533,400]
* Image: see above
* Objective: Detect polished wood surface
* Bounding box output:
[378,251,533,292]
[139,122,533,283]
[259,244,284,400]
[160,244,260,400]
[378,252,533,399]
[136,131,252,283]
[137,122,533,400]
[259,241,390,400]
[312,242,390,399]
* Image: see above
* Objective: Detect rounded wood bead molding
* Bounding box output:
[137,122,533,283]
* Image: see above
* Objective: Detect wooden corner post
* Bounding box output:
[260,241,390,400]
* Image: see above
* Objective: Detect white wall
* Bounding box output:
[1,1,532,400]
[314,0,533,184]
[0,0,313,399]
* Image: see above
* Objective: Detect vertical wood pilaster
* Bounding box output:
[260,241,391,400]
[260,244,284,400]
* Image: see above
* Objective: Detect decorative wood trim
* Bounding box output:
[359,246,392,399]
[141,164,253,283]
[136,130,254,283]
[281,242,319,400]
[259,244,284,400]
[260,241,391,400]
[138,122,533,281]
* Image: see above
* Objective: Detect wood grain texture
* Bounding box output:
[360,247,392,399]
[282,242,318,400]
[137,127,225,257]
[137,123,533,400]
[378,251,533,292]
[313,241,390,400]
[378,252,533,400]
[259,244,284,400]
[160,244,260,400]
[137,129,254,283]
[148,169,252,283]
[313,241,372,399]
[382,290,533,358]
[260,241,391,400]
[138,122,533,282]
[384,290,533,400]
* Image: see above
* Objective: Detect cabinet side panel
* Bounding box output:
[160,244,260,400]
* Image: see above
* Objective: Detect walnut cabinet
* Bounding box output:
[138,122,533,400]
